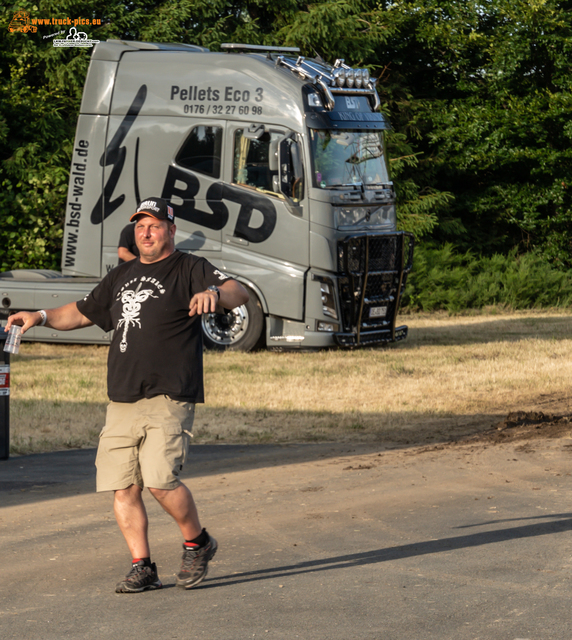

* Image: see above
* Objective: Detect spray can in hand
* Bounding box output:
[3,325,22,354]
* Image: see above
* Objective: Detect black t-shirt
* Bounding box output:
[117,224,139,264]
[77,251,231,403]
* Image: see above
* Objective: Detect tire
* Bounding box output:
[201,286,264,351]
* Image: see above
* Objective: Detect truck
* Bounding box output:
[0,39,414,351]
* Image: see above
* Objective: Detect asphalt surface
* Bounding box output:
[1,439,571,640]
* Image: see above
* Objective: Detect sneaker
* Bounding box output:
[115,561,163,593]
[176,531,218,589]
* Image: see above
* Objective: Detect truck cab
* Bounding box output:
[0,40,413,350]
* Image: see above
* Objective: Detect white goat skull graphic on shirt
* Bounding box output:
[116,284,158,352]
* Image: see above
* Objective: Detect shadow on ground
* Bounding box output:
[201,512,572,589]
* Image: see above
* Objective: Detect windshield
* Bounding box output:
[309,129,390,189]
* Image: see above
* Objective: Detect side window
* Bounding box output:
[233,129,284,197]
[176,125,222,178]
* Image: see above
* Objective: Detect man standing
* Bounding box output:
[5,197,249,593]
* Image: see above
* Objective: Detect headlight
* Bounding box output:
[369,204,396,227]
[338,207,366,226]
[345,68,355,88]
[362,69,370,86]
[337,205,396,228]
[333,68,346,87]
[354,69,363,89]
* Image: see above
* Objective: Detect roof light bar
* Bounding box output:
[275,54,378,111]
[221,43,300,53]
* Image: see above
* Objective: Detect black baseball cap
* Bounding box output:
[130,197,174,223]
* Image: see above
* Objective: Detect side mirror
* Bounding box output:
[290,139,303,182]
[279,136,304,203]
[269,138,279,172]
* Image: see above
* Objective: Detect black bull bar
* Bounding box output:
[334,232,414,347]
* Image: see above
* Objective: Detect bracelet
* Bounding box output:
[38,310,47,326]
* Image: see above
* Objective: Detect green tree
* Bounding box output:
[376,0,572,265]
[1,1,90,269]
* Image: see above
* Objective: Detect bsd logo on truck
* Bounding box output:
[92,84,277,244]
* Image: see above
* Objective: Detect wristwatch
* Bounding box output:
[207,285,220,300]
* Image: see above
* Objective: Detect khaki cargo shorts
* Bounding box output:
[95,395,195,492]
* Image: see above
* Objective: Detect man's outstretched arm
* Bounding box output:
[4,303,93,334]
[189,280,249,317]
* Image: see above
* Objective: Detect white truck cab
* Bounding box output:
[0,40,413,350]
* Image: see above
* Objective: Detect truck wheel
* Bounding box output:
[201,286,264,351]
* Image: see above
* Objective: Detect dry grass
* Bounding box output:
[7,310,572,454]
[8,343,108,454]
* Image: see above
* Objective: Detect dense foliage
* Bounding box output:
[2,0,572,308]
[403,243,572,311]
[379,0,572,267]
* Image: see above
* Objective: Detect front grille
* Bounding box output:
[335,232,414,346]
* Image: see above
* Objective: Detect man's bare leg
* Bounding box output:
[113,485,162,593]
[149,483,217,589]
[148,483,202,541]
[114,484,150,558]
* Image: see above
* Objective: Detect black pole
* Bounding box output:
[0,333,9,460]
